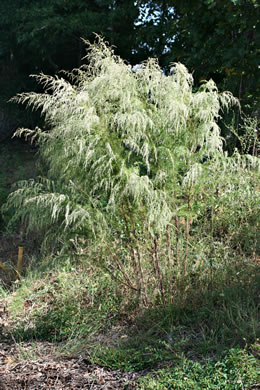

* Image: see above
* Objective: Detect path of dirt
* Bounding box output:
[0,347,138,390]
[0,299,144,389]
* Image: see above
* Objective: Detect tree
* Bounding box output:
[0,0,139,71]
[137,0,260,113]
[0,0,139,138]
[4,38,259,304]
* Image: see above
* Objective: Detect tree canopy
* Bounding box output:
[137,0,260,111]
[0,0,259,141]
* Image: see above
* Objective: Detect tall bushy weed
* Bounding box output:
[2,37,259,305]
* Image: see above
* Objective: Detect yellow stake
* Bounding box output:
[17,246,24,275]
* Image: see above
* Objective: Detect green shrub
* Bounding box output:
[2,37,259,305]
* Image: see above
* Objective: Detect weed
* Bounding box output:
[138,348,259,389]
[4,37,259,305]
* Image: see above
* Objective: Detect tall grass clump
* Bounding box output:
[2,37,260,306]
[6,260,122,342]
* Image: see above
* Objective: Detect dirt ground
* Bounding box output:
[0,299,142,390]
[0,349,138,389]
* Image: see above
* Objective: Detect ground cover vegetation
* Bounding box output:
[0,38,259,388]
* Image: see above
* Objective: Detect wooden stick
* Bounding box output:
[17,246,24,275]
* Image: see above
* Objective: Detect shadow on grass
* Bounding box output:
[90,273,259,372]
[6,265,259,375]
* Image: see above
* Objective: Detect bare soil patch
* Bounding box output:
[0,299,142,389]
[0,351,138,390]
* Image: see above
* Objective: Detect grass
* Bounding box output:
[3,254,259,366]
[88,274,259,370]
[0,284,7,298]
[0,249,258,389]
[5,259,123,342]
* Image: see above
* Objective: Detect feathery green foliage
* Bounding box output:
[3,37,260,304]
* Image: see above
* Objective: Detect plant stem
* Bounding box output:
[153,236,166,304]
[121,204,142,300]
[105,244,137,292]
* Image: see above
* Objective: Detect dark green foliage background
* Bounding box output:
[0,0,259,141]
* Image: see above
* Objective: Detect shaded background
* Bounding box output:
[0,0,259,141]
